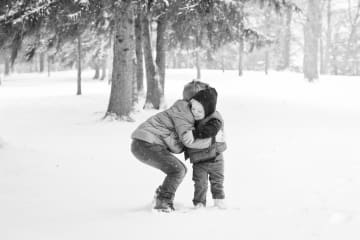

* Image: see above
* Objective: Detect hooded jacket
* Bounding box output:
[185,110,227,163]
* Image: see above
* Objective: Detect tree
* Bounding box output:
[264,5,271,74]
[135,1,144,96]
[142,0,163,109]
[277,4,293,70]
[77,33,82,95]
[106,0,135,119]
[155,9,168,102]
[323,0,332,74]
[344,0,360,74]
[303,0,321,81]
[238,2,245,76]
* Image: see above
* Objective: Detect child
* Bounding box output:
[131,81,211,212]
[183,87,227,209]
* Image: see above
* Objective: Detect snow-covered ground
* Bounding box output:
[1,69,360,240]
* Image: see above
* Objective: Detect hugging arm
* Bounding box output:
[193,118,222,139]
[170,100,211,149]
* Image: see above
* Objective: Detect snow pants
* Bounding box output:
[192,156,225,206]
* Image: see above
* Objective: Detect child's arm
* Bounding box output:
[193,118,222,139]
[169,100,211,149]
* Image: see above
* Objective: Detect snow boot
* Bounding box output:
[153,186,175,212]
[154,198,175,212]
[194,202,206,209]
[214,199,227,209]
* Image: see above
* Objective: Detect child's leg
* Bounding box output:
[192,163,209,206]
[209,159,225,200]
[131,139,187,203]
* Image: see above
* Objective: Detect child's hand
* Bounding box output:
[183,131,194,144]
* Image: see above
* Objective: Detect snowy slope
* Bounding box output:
[1,69,360,240]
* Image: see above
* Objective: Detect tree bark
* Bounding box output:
[107,35,113,84]
[303,0,321,82]
[135,1,144,94]
[195,49,201,79]
[143,12,161,109]
[106,0,135,118]
[193,22,202,79]
[320,34,325,74]
[39,52,45,73]
[100,61,106,80]
[344,0,360,73]
[238,38,244,76]
[155,13,167,106]
[77,33,82,95]
[221,52,225,72]
[238,3,244,76]
[4,57,10,76]
[279,6,292,70]
[47,55,51,77]
[324,0,332,74]
[93,64,100,79]
[264,6,270,75]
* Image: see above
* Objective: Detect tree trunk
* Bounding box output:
[280,6,292,70]
[264,6,270,75]
[195,49,201,79]
[303,0,321,82]
[320,34,325,74]
[47,55,51,77]
[39,52,45,73]
[106,0,135,119]
[194,24,201,79]
[155,13,167,107]
[77,33,82,95]
[221,53,225,72]
[238,38,244,76]
[107,35,113,84]
[34,55,39,72]
[100,61,106,80]
[143,12,161,109]
[93,64,100,79]
[238,3,244,76]
[324,0,332,74]
[135,1,144,95]
[344,0,360,74]
[4,57,10,76]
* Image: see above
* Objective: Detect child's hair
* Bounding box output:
[182,80,210,101]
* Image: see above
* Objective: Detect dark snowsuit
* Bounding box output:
[187,111,227,206]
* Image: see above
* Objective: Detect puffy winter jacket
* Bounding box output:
[185,111,227,163]
[131,100,211,153]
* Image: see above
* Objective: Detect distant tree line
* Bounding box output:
[1,0,358,119]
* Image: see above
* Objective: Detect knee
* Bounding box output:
[173,163,187,180]
[178,164,187,179]
[131,140,144,159]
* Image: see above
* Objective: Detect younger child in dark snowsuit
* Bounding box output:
[184,87,227,209]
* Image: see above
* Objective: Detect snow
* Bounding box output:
[1,69,360,240]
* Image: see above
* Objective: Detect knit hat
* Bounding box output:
[182,80,210,101]
[192,87,218,118]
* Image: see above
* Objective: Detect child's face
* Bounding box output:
[190,99,205,120]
